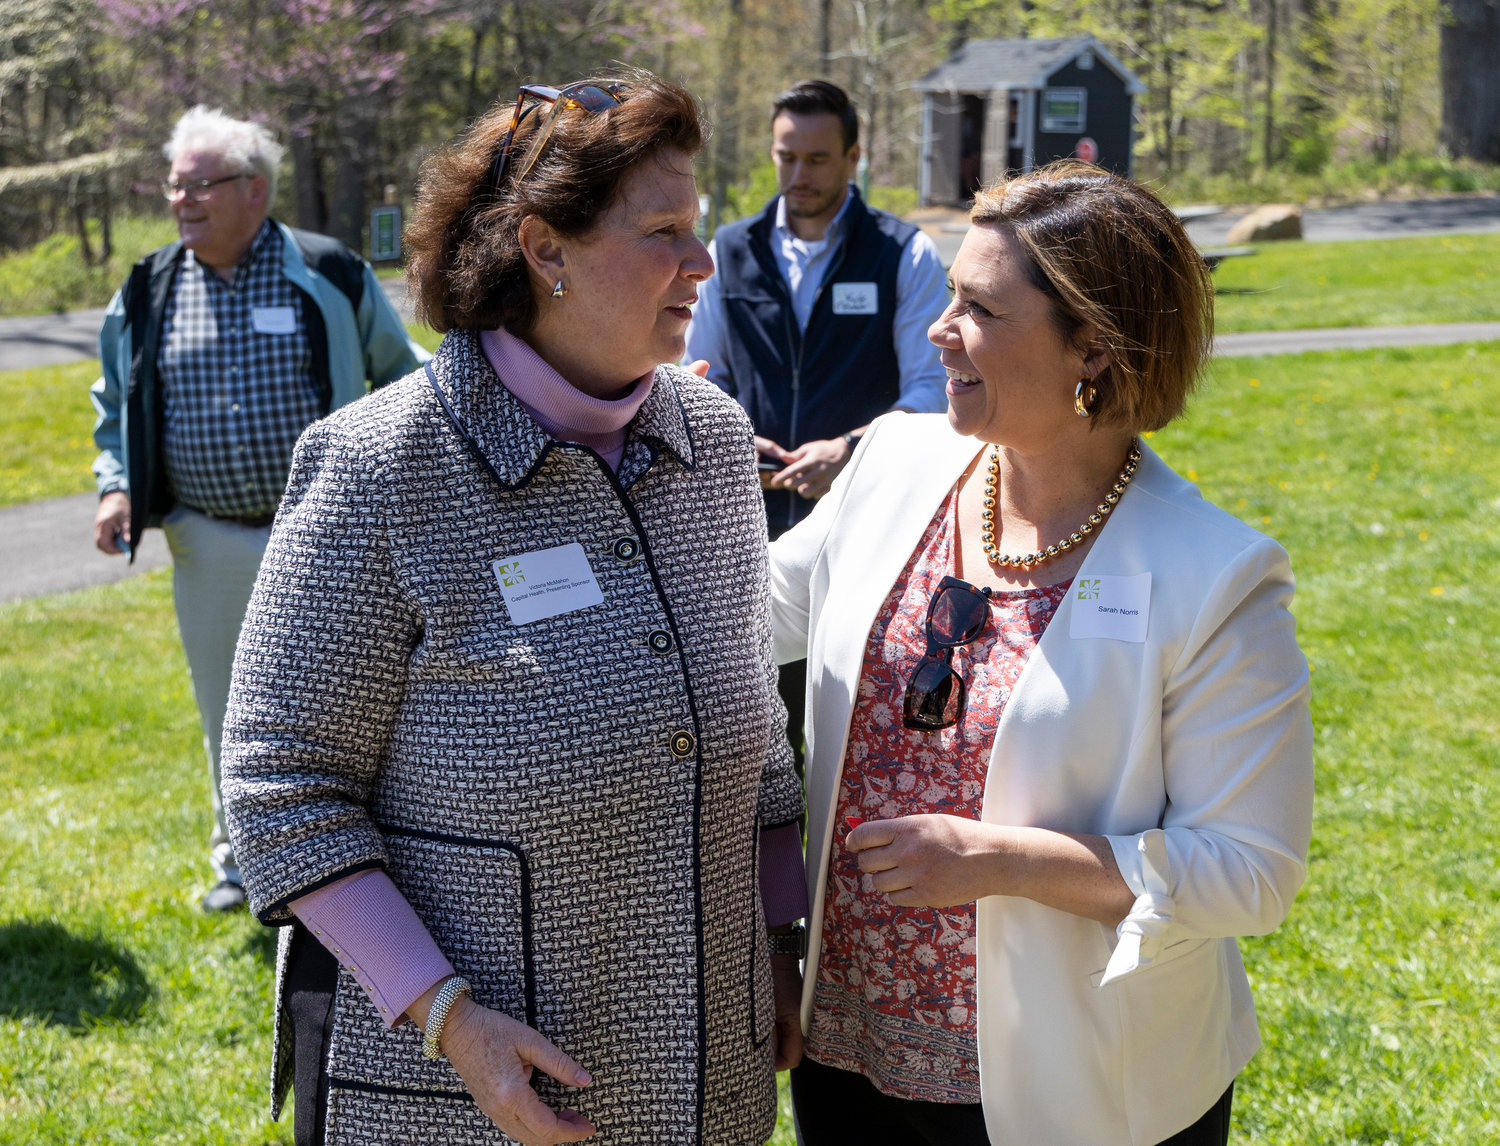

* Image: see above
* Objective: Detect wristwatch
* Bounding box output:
[842,431,861,453]
[766,923,807,958]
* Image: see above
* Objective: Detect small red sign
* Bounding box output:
[1075,136,1099,163]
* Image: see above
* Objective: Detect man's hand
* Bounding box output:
[763,436,854,500]
[754,435,792,490]
[437,996,597,1145]
[769,953,804,1072]
[93,491,132,555]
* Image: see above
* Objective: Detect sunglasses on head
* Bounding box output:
[487,81,628,196]
[902,576,993,731]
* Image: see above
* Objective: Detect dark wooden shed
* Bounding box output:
[913,36,1145,206]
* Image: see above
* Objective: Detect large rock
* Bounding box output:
[1226,204,1304,243]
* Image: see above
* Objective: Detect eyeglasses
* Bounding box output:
[902,576,993,731]
[487,81,628,196]
[161,173,251,202]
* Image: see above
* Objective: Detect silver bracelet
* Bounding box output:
[421,975,472,1060]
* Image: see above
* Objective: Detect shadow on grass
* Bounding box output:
[0,920,153,1027]
[240,924,277,969]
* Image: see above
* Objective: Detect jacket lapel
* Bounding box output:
[981,443,1179,826]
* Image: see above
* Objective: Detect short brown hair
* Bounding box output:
[405,69,706,334]
[969,161,1213,432]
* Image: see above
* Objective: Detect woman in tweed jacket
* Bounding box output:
[221,73,805,1146]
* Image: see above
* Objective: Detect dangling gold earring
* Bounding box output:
[551,279,567,299]
[1074,378,1099,418]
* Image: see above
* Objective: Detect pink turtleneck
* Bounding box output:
[479,326,651,471]
[288,329,808,1029]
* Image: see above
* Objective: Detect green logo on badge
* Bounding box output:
[496,562,526,587]
[1077,578,1101,600]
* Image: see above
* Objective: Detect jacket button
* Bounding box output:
[613,537,639,561]
[648,629,674,655]
[669,730,696,758]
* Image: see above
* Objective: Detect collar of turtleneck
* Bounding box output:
[479,326,653,471]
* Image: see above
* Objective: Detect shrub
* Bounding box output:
[0,214,179,316]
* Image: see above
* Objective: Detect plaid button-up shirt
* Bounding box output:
[160,221,323,518]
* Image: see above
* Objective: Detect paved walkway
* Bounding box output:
[0,492,171,604]
[1214,321,1500,356]
[0,279,412,373]
[0,308,109,369]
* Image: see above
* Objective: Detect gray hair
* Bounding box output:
[164,105,285,201]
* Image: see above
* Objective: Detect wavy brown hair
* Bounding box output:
[405,69,706,335]
[970,161,1213,432]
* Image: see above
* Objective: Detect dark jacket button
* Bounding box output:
[669,730,696,758]
[648,629,674,655]
[613,537,639,561]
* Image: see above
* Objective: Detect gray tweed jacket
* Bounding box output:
[222,329,804,1145]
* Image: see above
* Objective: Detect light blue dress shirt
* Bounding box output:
[685,186,952,422]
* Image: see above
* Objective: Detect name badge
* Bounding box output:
[831,282,878,315]
[252,306,297,334]
[1069,573,1151,643]
[492,543,604,626]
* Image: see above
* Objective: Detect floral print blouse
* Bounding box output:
[805,489,1069,1103]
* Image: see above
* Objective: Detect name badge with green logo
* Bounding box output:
[1069,572,1151,642]
[491,542,603,625]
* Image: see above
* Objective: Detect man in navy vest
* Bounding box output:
[687,80,950,766]
[687,80,949,537]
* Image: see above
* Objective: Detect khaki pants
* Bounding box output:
[161,505,272,885]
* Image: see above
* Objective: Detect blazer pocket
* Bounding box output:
[1111,935,1231,1048]
[324,829,534,1100]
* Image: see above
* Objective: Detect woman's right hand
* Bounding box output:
[440,996,597,1144]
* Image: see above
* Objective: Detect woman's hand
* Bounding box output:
[847,815,1136,926]
[439,996,597,1144]
[847,814,1004,908]
[769,953,804,1071]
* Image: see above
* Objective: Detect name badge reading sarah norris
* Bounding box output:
[1069,573,1151,643]
[831,282,878,315]
[492,543,604,626]
[251,306,298,334]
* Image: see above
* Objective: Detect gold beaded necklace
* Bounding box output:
[979,439,1141,570]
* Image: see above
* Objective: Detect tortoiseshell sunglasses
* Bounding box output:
[487,81,629,194]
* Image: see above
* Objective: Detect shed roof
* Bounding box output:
[912,35,1146,96]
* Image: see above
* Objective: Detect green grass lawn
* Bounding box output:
[0,325,441,510]
[0,361,101,507]
[3,341,1498,1143]
[1212,233,1500,333]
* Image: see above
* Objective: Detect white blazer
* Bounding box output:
[770,413,1313,1146]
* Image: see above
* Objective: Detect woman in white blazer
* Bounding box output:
[769,162,1313,1146]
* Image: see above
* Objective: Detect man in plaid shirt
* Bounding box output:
[89,106,425,911]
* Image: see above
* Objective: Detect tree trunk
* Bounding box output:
[289,102,327,234]
[328,103,375,253]
[820,0,833,72]
[709,0,744,232]
[465,18,490,120]
[1440,0,1500,162]
[74,199,96,266]
[1263,0,1278,169]
[99,178,113,262]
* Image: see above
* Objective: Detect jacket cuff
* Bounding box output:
[1098,830,1176,987]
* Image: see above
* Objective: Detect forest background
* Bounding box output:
[2,0,1498,270]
